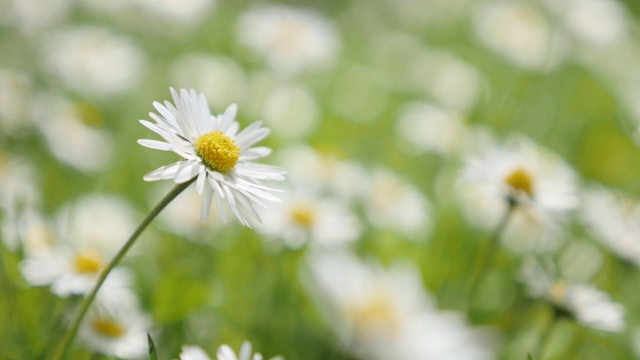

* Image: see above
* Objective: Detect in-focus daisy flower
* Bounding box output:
[458,137,578,252]
[179,341,283,360]
[581,185,640,266]
[472,2,566,71]
[520,258,625,332]
[138,88,285,226]
[304,251,496,360]
[78,288,150,359]
[257,185,362,249]
[236,5,339,75]
[360,168,431,239]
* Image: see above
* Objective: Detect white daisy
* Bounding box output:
[472,2,566,71]
[43,27,145,96]
[581,185,640,266]
[304,251,496,360]
[78,288,150,359]
[361,168,431,239]
[179,342,283,360]
[236,5,339,75]
[19,194,137,296]
[458,137,578,252]
[520,258,625,332]
[138,88,285,226]
[257,185,362,249]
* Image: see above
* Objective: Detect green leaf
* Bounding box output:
[528,354,534,360]
[148,333,157,360]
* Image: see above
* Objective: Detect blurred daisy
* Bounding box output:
[276,145,368,200]
[262,83,319,139]
[0,68,32,136]
[179,341,283,360]
[395,102,468,156]
[135,0,215,25]
[581,185,640,266]
[361,168,431,239]
[458,137,578,252]
[31,94,113,173]
[305,251,496,360]
[0,156,41,251]
[0,0,71,31]
[520,258,625,332]
[171,54,249,111]
[236,5,339,75]
[257,185,362,249]
[138,88,285,226]
[543,0,628,48]
[78,288,150,359]
[43,27,145,96]
[19,194,137,296]
[473,2,566,70]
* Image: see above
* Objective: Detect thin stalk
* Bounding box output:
[468,199,515,305]
[53,179,194,360]
[536,308,560,360]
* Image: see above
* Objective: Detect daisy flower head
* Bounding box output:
[179,341,283,360]
[581,185,640,266]
[138,88,285,226]
[458,137,578,252]
[520,258,625,332]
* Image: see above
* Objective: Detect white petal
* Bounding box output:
[137,139,173,151]
[200,184,213,222]
[143,161,184,181]
[174,162,201,183]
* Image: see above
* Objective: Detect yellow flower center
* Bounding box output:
[550,281,567,305]
[194,131,240,173]
[505,168,534,197]
[349,292,401,334]
[92,318,126,338]
[290,205,315,229]
[73,250,103,274]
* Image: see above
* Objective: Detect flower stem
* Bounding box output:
[467,199,515,306]
[53,179,194,360]
[536,308,559,360]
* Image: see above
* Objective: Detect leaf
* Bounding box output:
[528,354,533,360]
[148,333,158,360]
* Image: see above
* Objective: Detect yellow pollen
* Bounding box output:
[92,318,126,338]
[550,281,567,304]
[194,131,240,173]
[73,250,103,274]
[291,205,315,229]
[505,168,534,197]
[350,292,400,334]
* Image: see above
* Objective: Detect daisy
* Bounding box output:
[520,258,625,332]
[138,88,285,226]
[458,137,578,252]
[236,5,339,75]
[360,168,431,239]
[78,287,150,359]
[19,194,137,297]
[472,2,566,71]
[304,251,496,360]
[581,185,640,266]
[256,184,362,249]
[179,341,283,360]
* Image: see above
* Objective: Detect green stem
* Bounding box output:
[468,199,515,305]
[53,179,194,360]
[536,308,559,360]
